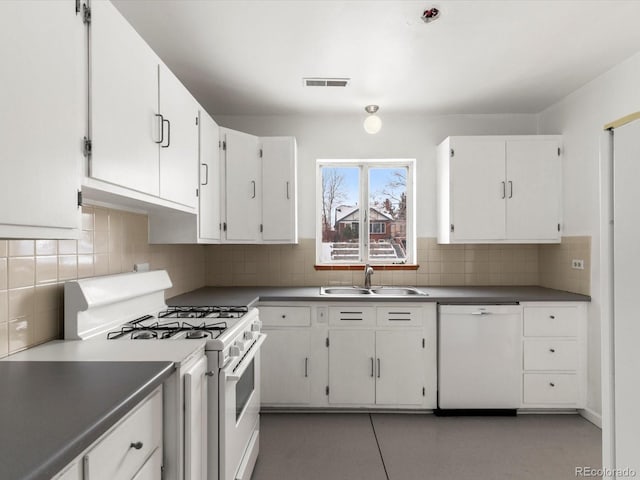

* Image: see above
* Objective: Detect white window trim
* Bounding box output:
[316,159,416,265]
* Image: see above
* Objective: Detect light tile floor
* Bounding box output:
[252,413,601,480]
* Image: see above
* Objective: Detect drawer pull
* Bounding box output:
[549,348,556,353]
[549,315,555,319]
[549,382,556,388]
[281,315,286,318]
[130,441,144,450]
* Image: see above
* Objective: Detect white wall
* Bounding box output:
[216,113,538,239]
[537,50,640,427]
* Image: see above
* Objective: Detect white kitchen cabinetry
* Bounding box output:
[0,0,83,239]
[328,304,436,408]
[52,461,81,480]
[83,387,163,480]
[260,306,319,406]
[183,355,207,480]
[86,0,198,213]
[520,302,586,408]
[221,128,261,242]
[261,137,298,243]
[148,110,221,244]
[437,135,562,244]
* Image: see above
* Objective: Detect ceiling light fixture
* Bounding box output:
[363,105,382,134]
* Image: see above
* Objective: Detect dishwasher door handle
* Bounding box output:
[471,311,490,315]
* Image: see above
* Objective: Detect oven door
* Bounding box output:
[219,333,266,480]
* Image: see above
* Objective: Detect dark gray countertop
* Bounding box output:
[168,285,590,307]
[0,361,174,480]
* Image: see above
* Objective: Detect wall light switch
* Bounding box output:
[571,259,585,270]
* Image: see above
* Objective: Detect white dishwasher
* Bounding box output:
[438,304,522,409]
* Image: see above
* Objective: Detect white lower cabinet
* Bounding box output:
[520,302,587,409]
[132,448,163,480]
[53,461,81,480]
[329,329,376,405]
[84,387,163,480]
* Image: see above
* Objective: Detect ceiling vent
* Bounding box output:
[303,78,350,87]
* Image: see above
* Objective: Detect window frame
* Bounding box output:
[316,158,416,266]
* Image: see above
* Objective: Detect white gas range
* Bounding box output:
[63,270,265,480]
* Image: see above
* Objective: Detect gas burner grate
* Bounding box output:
[159,305,248,319]
[106,320,182,340]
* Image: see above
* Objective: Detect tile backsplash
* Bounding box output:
[204,237,590,297]
[0,206,206,358]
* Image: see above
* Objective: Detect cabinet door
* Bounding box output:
[222,129,260,241]
[261,329,311,405]
[158,65,198,208]
[184,355,207,480]
[0,0,82,237]
[506,140,561,241]
[91,0,160,196]
[450,138,506,240]
[131,447,162,480]
[198,112,221,241]
[375,330,424,406]
[261,137,297,242]
[329,330,375,405]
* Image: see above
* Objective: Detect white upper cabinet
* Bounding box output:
[221,128,261,242]
[90,0,161,196]
[198,111,221,241]
[158,65,199,208]
[0,0,84,239]
[261,137,298,243]
[437,135,562,244]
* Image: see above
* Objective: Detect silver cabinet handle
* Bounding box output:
[508,180,513,198]
[286,181,290,199]
[205,371,215,377]
[549,382,556,388]
[251,180,256,198]
[130,442,143,450]
[377,358,381,378]
[201,163,209,186]
[304,357,308,378]
[501,181,506,199]
[154,114,164,144]
[549,348,556,353]
[471,311,489,316]
[370,357,374,377]
[549,315,556,319]
[161,118,171,148]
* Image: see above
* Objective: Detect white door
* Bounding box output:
[375,330,424,406]
[506,139,561,241]
[261,137,297,242]
[223,129,260,241]
[613,120,640,476]
[90,0,160,196]
[184,355,207,480]
[450,138,506,241]
[0,0,83,236]
[329,330,375,405]
[261,329,311,405]
[198,112,221,241]
[159,65,198,208]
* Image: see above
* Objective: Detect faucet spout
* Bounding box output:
[364,264,374,289]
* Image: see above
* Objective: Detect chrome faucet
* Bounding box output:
[364,264,374,289]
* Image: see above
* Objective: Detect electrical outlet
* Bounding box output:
[571,259,585,270]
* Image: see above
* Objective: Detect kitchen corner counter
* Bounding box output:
[168,285,590,307]
[0,361,174,480]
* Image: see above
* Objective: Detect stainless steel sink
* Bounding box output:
[320,286,427,296]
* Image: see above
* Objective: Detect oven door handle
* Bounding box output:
[224,333,266,382]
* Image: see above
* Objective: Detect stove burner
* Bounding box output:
[186,330,208,339]
[133,330,156,340]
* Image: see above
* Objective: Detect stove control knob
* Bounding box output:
[235,340,246,351]
[251,321,262,332]
[244,331,254,341]
[229,345,241,357]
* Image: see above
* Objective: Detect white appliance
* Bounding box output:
[438,304,522,409]
[63,270,265,480]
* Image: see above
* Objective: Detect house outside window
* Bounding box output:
[317,159,415,265]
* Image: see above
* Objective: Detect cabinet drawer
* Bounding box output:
[523,373,579,405]
[329,306,375,326]
[260,306,311,327]
[376,306,423,326]
[523,306,579,337]
[523,340,578,371]
[84,388,163,480]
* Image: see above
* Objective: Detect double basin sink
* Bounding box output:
[320,286,428,297]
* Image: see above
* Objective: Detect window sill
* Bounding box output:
[314,264,419,271]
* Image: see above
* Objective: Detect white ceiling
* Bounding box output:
[112,0,640,116]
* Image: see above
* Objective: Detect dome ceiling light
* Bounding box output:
[363,105,382,135]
